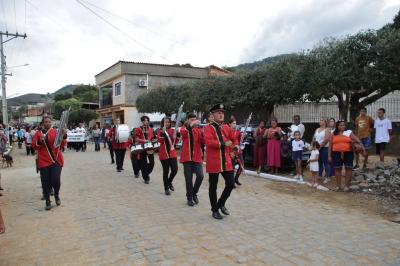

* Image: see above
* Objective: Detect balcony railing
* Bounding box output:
[100,97,113,108]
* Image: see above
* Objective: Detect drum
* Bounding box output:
[152,140,160,152]
[115,124,130,143]
[130,144,144,154]
[175,141,182,150]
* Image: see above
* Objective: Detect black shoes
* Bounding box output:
[187,200,195,207]
[45,200,52,210]
[193,195,199,205]
[111,160,115,164]
[220,206,230,215]
[235,178,242,186]
[212,211,223,220]
[165,189,171,196]
[144,180,149,184]
[117,169,121,172]
[134,174,139,178]
[169,184,175,191]
[41,195,45,200]
[55,197,61,206]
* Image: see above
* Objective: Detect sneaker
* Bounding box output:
[169,184,175,191]
[193,195,199,204]
[352,165,360,171]
[187,200,195,207]
[165,189,171,196]
[55,197,61,206]
[323,178,330,184]
[212,211,223,220]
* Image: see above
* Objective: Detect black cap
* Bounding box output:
[209,103,225,113]
[187,112,197,119]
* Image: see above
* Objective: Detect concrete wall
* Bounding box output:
[112,76,125,106]
[124,74,201,106]
[121,62,208,79]
[95,63,123,85]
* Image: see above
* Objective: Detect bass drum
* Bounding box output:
[116,124,130,143]
[130,144,144,154]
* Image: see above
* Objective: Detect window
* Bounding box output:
[114,82,121,96]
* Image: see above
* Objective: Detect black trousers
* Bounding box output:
[115,149,126,170]
[183,162,204,200]
[139,153,154,181]
[107,141,114,162]
[160,158,178,190]
[209,171,235,212]
[131,155,141,175]
[40,163,62,201]
[26,144,35,155]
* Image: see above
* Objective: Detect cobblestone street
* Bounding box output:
[0,145,399,265]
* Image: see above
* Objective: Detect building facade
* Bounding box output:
[95,61,231,127]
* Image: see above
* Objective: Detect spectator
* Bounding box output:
[280,133,292,172]
[92,124,101,152]
[292,131,304,181]
[354,107,374,170]
[24,127,35,155]
[253,120,266,174]
[288,115,305,139]
[314,118,331,183]
[329,121,365,192]
[264,118,282,174]
[308,141,320,188]
[374,108,392,163]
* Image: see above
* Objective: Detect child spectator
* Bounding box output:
[292,131,304,181]
[308,142,320,188]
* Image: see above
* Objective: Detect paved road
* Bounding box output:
[0,145,399,265]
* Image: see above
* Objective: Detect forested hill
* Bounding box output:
[228,54,293,71]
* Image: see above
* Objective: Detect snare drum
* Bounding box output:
[115,124,130,143]
[143,142,153,151]
[130,144,144,154]
[152,140,160,152]
[175,141,183,150]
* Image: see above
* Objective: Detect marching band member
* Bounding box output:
[180,113,204,206]
[157,117,178,195]
[134,116,155,184]
[108,117,129,172]
[128,129,141,178]
[32,116,67,210]
[105,124,115,164]
[204,104,238,220]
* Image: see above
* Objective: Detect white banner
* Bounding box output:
[67,133,85,142]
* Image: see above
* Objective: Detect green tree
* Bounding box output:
[69,109,98,125]
[54,98,81,119]
[73,84,99,102]
[54,92,72,101]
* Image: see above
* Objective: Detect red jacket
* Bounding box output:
[204,123,238,173]
[32,128,67,169]
[108,126,129,150]
[157,128,177,160]
[179,125,203,164]
[134,126,154,144]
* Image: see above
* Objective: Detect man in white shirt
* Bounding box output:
[288,115,306,139]
[24,127,35,155]
[374,108,392,163]
[75,123,87,152]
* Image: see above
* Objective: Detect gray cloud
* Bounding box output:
[241,0,400,62]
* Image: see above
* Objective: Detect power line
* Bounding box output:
[0,0,7,31]
[13,0,17,31]
[75,0,171,63]
[81,0,182,46]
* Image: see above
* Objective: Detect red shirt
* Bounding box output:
[179,125,203,164]
[32,128,67,169]
[204,123,238,173]
[134,126,154,143]
[157,128,177,160]
[108,126,129,150]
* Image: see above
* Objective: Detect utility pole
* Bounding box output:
[0,31,27,145]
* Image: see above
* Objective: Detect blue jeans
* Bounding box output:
[318,147,330,177]
[93,136,100,151]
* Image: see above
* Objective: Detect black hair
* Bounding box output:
[293,115,300,120]
[41,116,51,123]
[333,120,346,135]
[259,120,266,125]
[141,115,150,122]
[160,117,172,128]
[187,113,197,119]
[360,107,367,112]
[378,108,386,113]
[311,141,320,149]
[229,118,236,124]
[270,117,278,124]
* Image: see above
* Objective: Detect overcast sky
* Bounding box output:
[0,0,399,97]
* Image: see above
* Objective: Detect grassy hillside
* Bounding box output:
[8,93,53,106]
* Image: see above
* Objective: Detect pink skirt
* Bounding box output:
[267,139,281,168]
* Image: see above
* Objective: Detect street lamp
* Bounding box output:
[7,63,29,69]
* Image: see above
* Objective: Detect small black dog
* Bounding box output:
[2,154,13,168]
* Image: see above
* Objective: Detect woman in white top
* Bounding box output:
[314,118,331,183]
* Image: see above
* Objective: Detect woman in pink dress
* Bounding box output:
[253,120,266,173]
[264,118,282,174]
